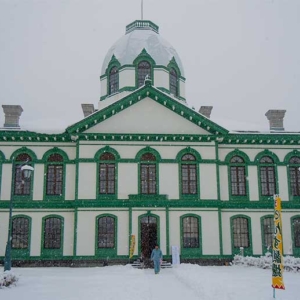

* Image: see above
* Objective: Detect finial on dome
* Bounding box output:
[126,20,159,34]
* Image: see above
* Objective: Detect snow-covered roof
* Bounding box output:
[101,20,185,76]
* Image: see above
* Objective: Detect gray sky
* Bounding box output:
[0,0,299,132]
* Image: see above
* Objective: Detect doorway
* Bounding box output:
[140,215,158,259]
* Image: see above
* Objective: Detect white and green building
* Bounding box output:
[0,20,300,265]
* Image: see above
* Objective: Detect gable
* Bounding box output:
[66,85,228,136]
[84,97,211,135]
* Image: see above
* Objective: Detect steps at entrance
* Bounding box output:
[131,259,172,269]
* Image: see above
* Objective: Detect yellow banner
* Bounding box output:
[272,196,285,290]
[129,235,135,259]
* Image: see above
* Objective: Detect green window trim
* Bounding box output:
[41,215,64,258]
[284,151,300,201]
[180,214,202,258]
[11,214,32,258]
[260,215,274,255]
[95,214,118,258]
[95,147,120,200]
[230,214,253,256]
[167,57,181,98]
[291,215,300,256]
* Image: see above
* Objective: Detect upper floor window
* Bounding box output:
[12,217,30,249]
[46,154,63,196]
[43,217,62,249]
[289,157,300,197]
[181,154,197,195]
[182,216,199,248]
[109,67,119,95]
[137,61,151,87]
[99,152,115,194]
[232,217,250,248]
[230,156,246,196]
[140,153,156,194]
[97,216,115,248]
[14,153,32,195]
[170,68,178,96]
[259,156,276,196]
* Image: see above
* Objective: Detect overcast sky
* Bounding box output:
[0,0,299,132]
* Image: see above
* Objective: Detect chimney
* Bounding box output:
[2,105,23,128]
[81,104,95,118]
[265,109,286,131]
[199,106,213,119]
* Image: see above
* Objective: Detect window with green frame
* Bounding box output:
[97,216,115,249]
[46,153,63,196]
[262,216,274,252]
[99,152,116,195]
[14,153,33,195]
[137,61,151,87]
[43,217,62,250]
[232,217,250,249]
[288,157,300,197]
[108,66,119,95]
[292,217,300,249]
[229,156,246,196]
[170,68,178,96]
[259,156,277,196]
[12,217,30,250]
[182,216,199,248]
[140,153,157,194]
[181,154,197,195]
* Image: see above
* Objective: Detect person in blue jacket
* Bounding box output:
[150,244,163,274]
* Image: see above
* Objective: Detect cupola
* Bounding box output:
[100,20,185,104]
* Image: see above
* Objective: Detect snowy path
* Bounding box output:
[1,264,299,300]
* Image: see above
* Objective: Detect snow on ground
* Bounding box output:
[1,264,299,300]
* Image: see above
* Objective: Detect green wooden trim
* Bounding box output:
[224,149,251,163]
[254,149,280,164]
[11,214,32,258]
[175,147,202,162]
[180,214,202,258]
[167,57,181,99]
[218,207,223,255]
[260,214,274,255]
[291,215,300,256]
[95,214,118,258]
[138,212,160,257]
[42,147,70,162]
[230,214,253,256]
[41,215,64,258]
[94,146,121,160]
[128,207,132,257]
[166,207,170,255]
[10,147,38,161]
[215,141,221,201]
[73,207,78,256]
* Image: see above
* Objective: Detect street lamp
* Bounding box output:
[3,160,34,272]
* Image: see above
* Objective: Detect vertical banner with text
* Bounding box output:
[129,235,136,259]
[272,195,285,290]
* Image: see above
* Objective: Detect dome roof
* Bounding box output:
[101,20,184,76]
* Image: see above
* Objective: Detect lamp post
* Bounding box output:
[3,159,34,272]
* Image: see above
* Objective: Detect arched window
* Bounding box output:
[43,217,62,249]
[170,68,178,96]
[109,66,119,95]
[262,217,274,251]
[46,154,63,195]
[232,217,250,248]
[137,61,151,87]
[99,152,115,194]
[140,153,156,194]
[259,156,276,196]
[230,156,246,196]
[12,217,30,249]
[292,217,300,248]
[14,153,32,195]
[182,216,199,248]
[97,216,115,248]
[181,154,197,195]
[289,157,300,196]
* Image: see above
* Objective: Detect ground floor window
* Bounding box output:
[182,216,199,248]
[232,217,250,248]
[43,217,62,249]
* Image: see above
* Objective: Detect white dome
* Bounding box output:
[101,21,184,76]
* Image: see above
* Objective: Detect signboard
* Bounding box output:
[129,235,135,259]
[272,195,285,290]
[172,245,180,265]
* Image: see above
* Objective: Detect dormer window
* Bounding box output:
[138,61,151,87]
[170,68,178,96]
[109,67,119,95]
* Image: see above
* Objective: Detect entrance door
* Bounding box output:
[140,216,157,258]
